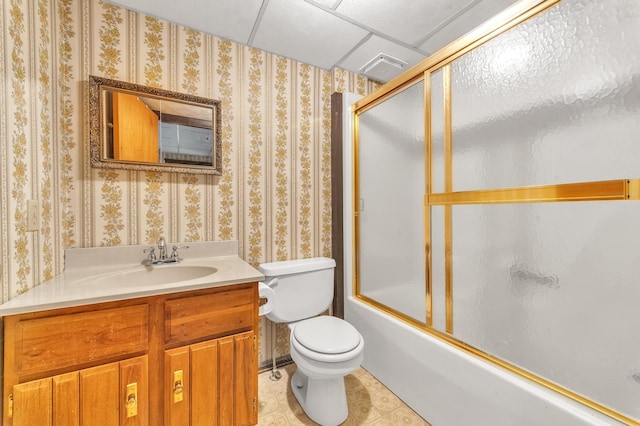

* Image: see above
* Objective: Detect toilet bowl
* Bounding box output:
[289,316,364,425]
[258,258,364,425]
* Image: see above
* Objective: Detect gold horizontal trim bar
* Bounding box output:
[353,295,640,426]
[429,179,640,205]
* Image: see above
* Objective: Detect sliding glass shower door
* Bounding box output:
[354,0,640,423]
[356,80,426,325]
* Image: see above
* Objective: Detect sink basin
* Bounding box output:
[69,265,218,288]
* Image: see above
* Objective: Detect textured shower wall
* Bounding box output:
[0,0,378,365]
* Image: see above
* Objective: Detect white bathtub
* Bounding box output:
[344,296,622,426]
[340,92,624,426]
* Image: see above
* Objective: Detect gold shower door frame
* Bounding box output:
[352,0,640,424]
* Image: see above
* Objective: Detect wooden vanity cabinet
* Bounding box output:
[163,287,257,426]
[3,282,259,426]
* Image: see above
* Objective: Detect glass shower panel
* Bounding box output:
[430,70,445,194]
[451,0,640,192]
[451,201,640,420]
[357,81,426,324]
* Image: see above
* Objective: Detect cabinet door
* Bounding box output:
[164,332,257,426]
[9,356,148,426]
[204,332,257,425]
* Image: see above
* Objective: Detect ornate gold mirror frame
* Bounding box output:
[89,75,222,175]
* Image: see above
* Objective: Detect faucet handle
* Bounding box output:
[143,247,156,263]
[171,245,189,260]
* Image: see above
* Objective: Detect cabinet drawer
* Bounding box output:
[14,305,149,377]
[165,286,255,346]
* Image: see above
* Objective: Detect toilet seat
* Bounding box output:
[291,316,363,363]
[294,316,360,354]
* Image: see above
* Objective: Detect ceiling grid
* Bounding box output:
[106,0,527,82]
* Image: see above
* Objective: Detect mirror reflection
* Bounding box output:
[89,76,222,175]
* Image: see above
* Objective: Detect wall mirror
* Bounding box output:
[89,75,222,175]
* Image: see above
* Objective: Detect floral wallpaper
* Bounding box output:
[0,0,378,364]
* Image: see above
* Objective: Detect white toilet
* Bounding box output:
[259,257,364,426]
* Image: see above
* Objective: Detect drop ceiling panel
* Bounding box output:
[419,0,520,54]
[106,0,263,45]
[252,0,369,70]
[335,0,477,45]
[338,35,426,81]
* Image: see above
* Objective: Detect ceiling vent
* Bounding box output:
[359,53,408,83]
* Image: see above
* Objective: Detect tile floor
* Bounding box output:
[257,363,431,425]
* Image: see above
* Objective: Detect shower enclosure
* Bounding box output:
[347,0,640,424]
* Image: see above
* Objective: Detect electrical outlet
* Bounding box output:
[27,199,39,231]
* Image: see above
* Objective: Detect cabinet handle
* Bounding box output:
[126,383,138,418]
[7,394,13,418]
[173,370,184,403]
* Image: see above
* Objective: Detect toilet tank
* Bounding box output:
[259,257,336,323]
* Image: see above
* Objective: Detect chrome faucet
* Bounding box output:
[157,237,167,261]
[144,237,189,265]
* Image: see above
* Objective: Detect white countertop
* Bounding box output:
[0,240,264,316]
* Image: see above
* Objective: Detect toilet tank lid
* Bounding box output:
[258,257,336,276]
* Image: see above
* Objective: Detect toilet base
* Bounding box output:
[291,368,348,426]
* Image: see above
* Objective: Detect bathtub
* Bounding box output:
[339,92,624,426]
